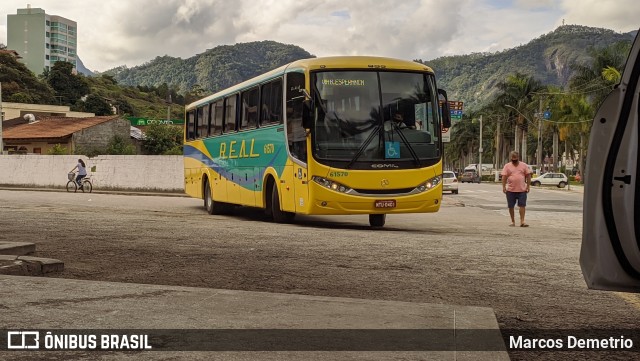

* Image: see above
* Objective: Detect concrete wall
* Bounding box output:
[1,102,95,120]
[0,155,184,192]
[73,118,130,152]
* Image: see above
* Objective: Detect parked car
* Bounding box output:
[442,171,459,194]
[460,170,480,183]
[531,172,568,188]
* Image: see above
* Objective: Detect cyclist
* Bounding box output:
[70,159,87,188]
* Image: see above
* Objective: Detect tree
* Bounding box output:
[184,83,206,104]
[493,72,544,163]
[105,135,136,155]
[47,144,68,155]
[555,94,594,180]
[569,41,631,109]
[46,61,90,105]
[142,124,183,155]
[0,52,56,104]
[76,94,113,115]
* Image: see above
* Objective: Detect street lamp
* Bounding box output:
[483,114,506,181]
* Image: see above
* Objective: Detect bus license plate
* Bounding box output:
[375,200,396,208]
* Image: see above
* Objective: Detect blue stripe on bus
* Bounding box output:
[184,144,285,190]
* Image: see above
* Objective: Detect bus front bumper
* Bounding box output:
[308,183,442,215]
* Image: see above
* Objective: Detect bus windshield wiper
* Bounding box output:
[345,124,382,169]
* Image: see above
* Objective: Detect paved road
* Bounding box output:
[453,182,583,226]
[0,188,637,360]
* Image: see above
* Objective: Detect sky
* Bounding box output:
[1,0,639,72]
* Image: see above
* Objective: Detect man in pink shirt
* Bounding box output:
[501,151,532,227]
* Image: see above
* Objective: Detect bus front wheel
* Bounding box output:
[271,183,295,223]
[204,179,226,215]
[369,214,386,227]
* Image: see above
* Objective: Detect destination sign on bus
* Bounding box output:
[322,79,366,86]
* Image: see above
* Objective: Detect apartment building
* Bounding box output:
[7,5,77,75]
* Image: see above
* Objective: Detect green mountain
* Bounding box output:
[420,25,636,111]
[0,50,56,104]
[4,26,635,119]
[103,41,314,94]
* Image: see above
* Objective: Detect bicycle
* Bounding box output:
[66,172,93,193]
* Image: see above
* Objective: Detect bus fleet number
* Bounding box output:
[264,144,275,154]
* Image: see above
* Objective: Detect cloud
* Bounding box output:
[559,0,639,31]
[0,0,638,72]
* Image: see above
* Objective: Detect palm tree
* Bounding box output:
[564,41,631,179]
[493,73,544,162]
[556,94,593,180]
[444,113,478,171]
[570,41,631,109]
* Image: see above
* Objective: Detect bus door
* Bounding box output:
[286,71,310,212]
[292,156,309,213]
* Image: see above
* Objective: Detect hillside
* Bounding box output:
[422,25,635,110]
[4,26,634,118]
[103,41,314,94]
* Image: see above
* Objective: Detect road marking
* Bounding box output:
[615,292,640,310]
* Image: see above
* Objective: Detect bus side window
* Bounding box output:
[187,110,195,140]
[261,79,283,125]
[241,87,259,130]
[196,106,207,138]
[212,100,224,135]
[224,95,237,133]
[204,103,211,137]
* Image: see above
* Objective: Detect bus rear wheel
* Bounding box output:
[271,183,295,223]
[369,214,386,227]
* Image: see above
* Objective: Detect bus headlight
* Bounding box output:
[415,176,442,193]
[312,176,352,193]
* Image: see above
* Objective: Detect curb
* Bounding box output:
[0,255,64,276]
[0,242,64,276]
[0,186,188,198]
[0,241,35,255]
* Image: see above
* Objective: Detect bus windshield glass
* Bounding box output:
[311,71,440,168]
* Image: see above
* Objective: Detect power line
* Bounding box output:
[541,118,592,124]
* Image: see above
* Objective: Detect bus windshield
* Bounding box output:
[311,70,440,169]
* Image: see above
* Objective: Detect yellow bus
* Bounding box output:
[183,56,451,227]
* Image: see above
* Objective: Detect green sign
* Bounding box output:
[128,117,184,126]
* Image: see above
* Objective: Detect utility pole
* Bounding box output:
[552,127,559,172]
[166,94,172,122]
[521,117,527,164]
[537,98,543,176]
[478,115,483,183]
[0,82,4,154]
[495,117,501,182]
[514,118,519,160]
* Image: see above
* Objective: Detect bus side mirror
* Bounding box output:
[302,99,313,129]
[438,88,451,129]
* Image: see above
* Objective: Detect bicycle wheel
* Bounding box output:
[82,180,93,193]
[66,180,77,192]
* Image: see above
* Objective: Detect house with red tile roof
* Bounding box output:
[2,115,130,154]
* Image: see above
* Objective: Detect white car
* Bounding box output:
[531,172,568,188]
[442,171,459,194]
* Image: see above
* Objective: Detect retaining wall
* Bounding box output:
[0,155,184,192]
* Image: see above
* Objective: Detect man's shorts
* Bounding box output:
[506,191,527,208]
